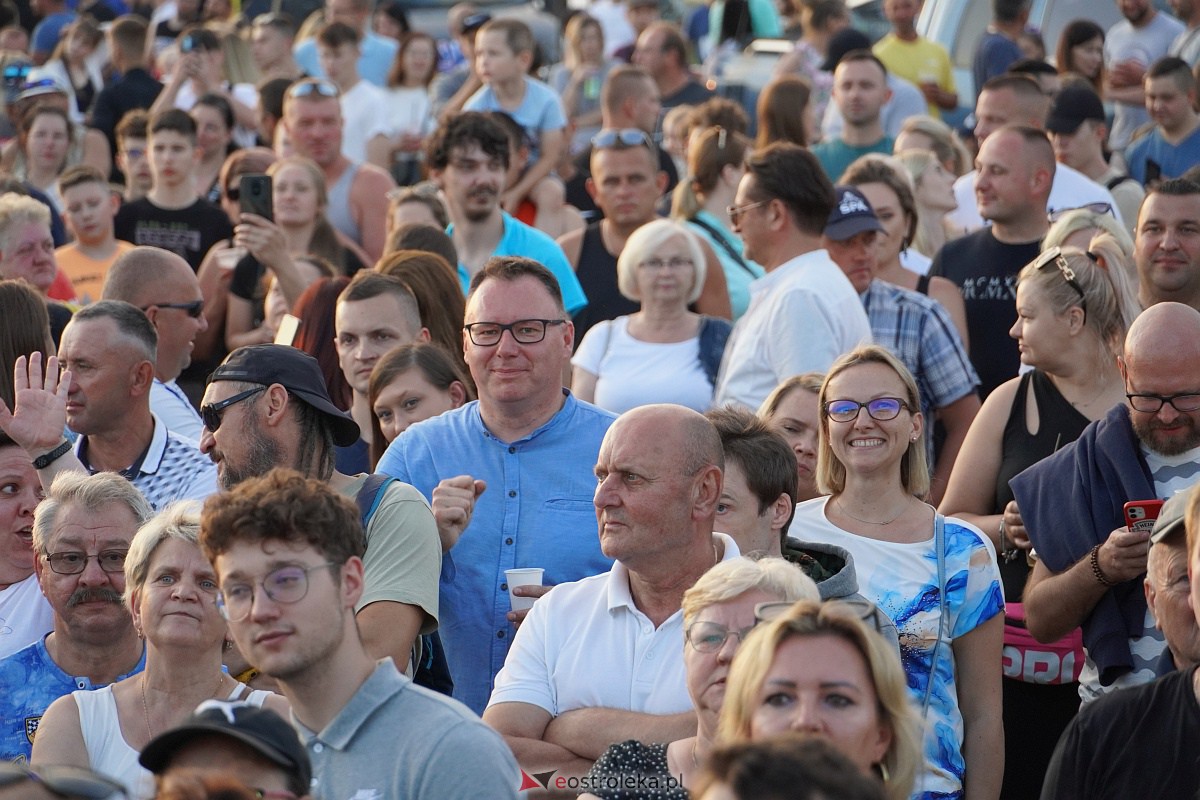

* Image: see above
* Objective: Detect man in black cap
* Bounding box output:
[140,701,312,799]
[199,344,440,678]
[1047,83,1143,234]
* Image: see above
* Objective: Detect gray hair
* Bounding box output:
[123,501,202,609]
[71,300,158,363]
[33,471,153,554]
[615,218,707,303]
[0,192,50,255]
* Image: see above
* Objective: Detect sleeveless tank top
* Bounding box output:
[571,221,639,348]
[916,273,931,295]
[994,369,1090,599]
[74,681,273,799]
[326,161,361,245]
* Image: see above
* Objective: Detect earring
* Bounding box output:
[876,761,891,783]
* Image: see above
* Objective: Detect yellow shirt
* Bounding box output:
[873,34,956,118]
[54,240,135,305]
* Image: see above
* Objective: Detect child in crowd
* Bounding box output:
[463,18,567,232]
[55,165,133,304]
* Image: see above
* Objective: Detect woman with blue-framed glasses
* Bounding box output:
[792,345,1004,800]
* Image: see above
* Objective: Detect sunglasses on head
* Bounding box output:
[591,128,654,150]
[287,79,338,99]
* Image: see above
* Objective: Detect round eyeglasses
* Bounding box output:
[217,562,335,621]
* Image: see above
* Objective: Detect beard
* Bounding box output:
[219,425,284,490]
[1132,413,1200,456]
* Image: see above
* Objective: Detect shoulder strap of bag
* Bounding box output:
[921,513,949,718]
[690,215,758,278]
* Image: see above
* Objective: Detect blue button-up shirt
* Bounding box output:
[376,392,616,714]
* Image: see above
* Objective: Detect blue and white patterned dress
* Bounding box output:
[792,498,1004,800]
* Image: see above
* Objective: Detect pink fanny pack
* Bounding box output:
[1002,602,1084,685]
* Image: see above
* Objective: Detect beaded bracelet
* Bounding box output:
[1089,544,1117,587]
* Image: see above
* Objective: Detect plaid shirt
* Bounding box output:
[861,279,979,457]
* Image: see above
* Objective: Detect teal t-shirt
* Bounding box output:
[811,136,896,183]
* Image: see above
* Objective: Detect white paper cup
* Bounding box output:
[216,246,247,270]
[505,568,544,611]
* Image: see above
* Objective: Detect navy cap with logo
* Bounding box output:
[139,701,312,791]
[1046,86,1106,134]
[825,185,885,242]
[209,344,360,447]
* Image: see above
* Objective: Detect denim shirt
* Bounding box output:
[376,392,616,713]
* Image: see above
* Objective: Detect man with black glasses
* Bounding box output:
[1013,301,1200,704]
[377,257,616,715]
[0,471,150,762]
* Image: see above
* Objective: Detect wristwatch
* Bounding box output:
[32,440,71,470]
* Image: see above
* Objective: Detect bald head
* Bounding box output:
[975,74,1050,142]
[594,404,725,571]
[610,404,724,475]
[1123,302,1200,456]
[1125,302,1200,365]
[103,246,196,306]
[103,245,207,381]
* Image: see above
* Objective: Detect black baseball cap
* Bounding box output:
[139,701,312,791]
[209,344,360,446]
[821,28,872,72]
[825,185,884,241]
[1046,86,1106,134]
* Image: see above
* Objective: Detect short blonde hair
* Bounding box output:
[615,218,707,303]
[681,557,818,628]
[816,346,929,498]
[717,600,920,800]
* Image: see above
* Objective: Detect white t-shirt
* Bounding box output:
[571,316,714,414]
[340,80,393,164]
[0,574,53,660]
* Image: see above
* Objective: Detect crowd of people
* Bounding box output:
[1,0,1200,797]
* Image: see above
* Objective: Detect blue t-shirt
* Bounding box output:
[972,31,1021,100]
[376,393,616,714]
[447,211,588,316]
[0,636,146,762]
[1124,125,1200,184]
[463,76,567,162]
[293,31,397,87]
[31,12,75,58]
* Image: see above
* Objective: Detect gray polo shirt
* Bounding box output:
[297,660,520,799]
